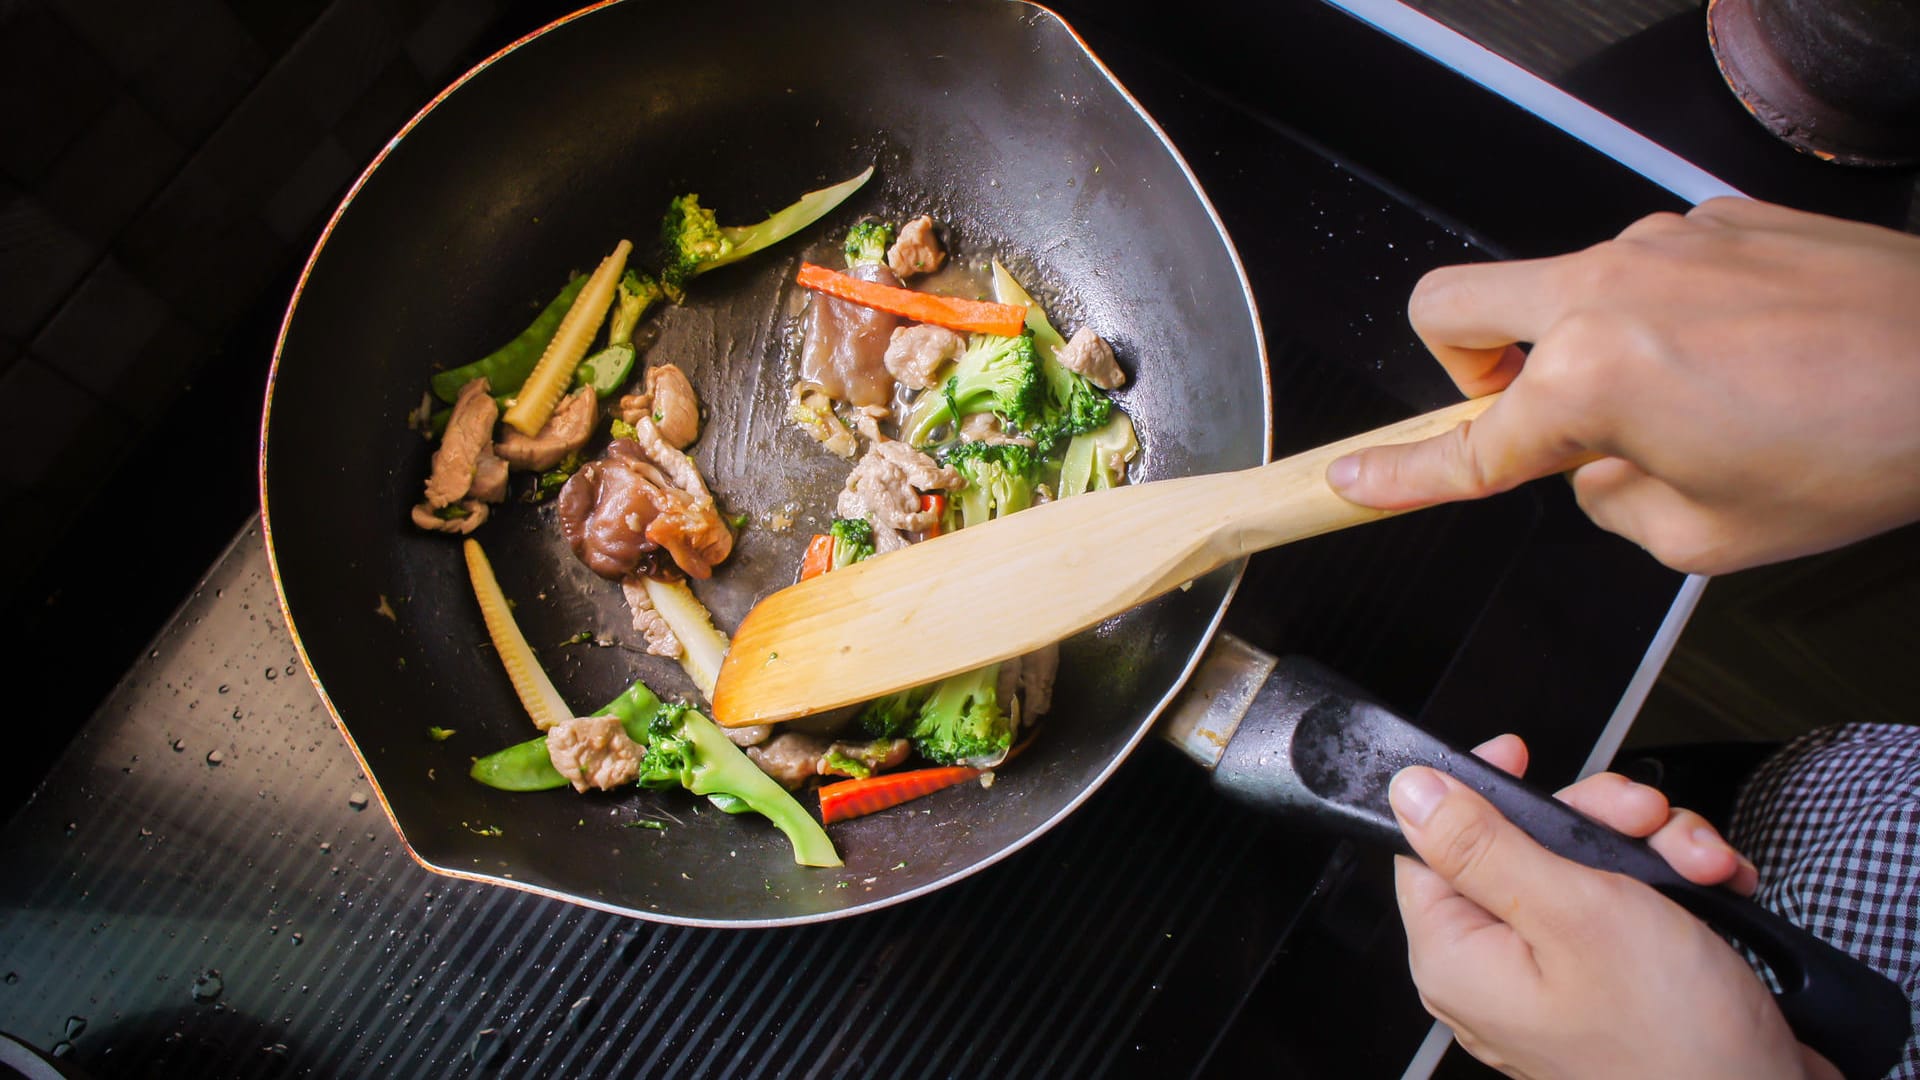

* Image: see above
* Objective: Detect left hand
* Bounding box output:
[1393,736,1828,1078]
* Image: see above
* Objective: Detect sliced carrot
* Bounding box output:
[919,492,946,538]
[799,533,834,581]
[818,766,983,824]
[797,263,1027,336]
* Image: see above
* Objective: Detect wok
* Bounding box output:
[262,0,1269,925]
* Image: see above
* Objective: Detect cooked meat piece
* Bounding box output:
[818,738,913,779]
[724,724,772,749]
[836,437,959,539]
[746,733,832,790]
[883,324,965,390]
[559,432,733,581]
[423,377,498,508]
[959,412,1036,447]
[557,447,667,580]
[644,363,701,449]
[1055,326,1126,390]
[1021,642,1059,719]
[546,714,643,793]
[468,446,510,503]
[615,390,651,426]
[409,499,489,534]
[621,580,681,658]
[886,215,946,278]
[789,382,858,459]
[495,386,597,470]
[800,262,901,407]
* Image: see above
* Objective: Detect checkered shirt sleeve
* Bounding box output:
[1729,723,1920,1080]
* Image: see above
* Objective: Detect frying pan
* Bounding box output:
[262,0,1270,926]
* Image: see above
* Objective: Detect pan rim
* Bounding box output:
[257,0,1274,928]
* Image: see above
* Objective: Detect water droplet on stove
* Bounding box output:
[262,1043,288,1056]
[171,739,186,752]
[319,842,331,853]
[291,932,303,945]
[50,1041,70,1058]
[348,792,368,811]
[268,924,278,935]
[285,663,296,676]
[206,750,225,766]
[264,668,278,681]
[2,972,17,985]
[218,684,230,694]
[231,707,243,720]
[63,823,76,837]
[138,827,152,839]
[567,997,593,1028]
[192,970,223,1002]
[64,1016,87,1039]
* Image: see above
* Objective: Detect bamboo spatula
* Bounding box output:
[711,394,1498,728]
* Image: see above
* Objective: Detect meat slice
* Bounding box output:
[621,580,681,658]
[746,733,832,790]
[836,437,959,544]
[546,714,643,793]
[495,386,597,471]
[884,324,965,390]
[643,363,701,449]
[409,499,489,534]
[469,446,510,503]
[1020,642,1059,719]
[424,377,498,508]
[1055,327,1126,390]
[886,215,946,279]
[800,262,901,407]
[819,738,913,779]
[959,412,1035,447]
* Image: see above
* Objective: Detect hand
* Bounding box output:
[1392,735,1833,1079]
[1327,198,1920,574]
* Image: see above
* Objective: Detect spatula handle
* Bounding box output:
[1228,394,1498,558]
[1212,658,1911,1080]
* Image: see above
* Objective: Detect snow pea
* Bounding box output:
[430,274,587,404]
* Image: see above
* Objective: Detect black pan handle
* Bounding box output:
[1210,657,1910,1080]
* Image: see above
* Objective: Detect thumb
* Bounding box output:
[1389,766,1602,942]
[1326,382,1594,511]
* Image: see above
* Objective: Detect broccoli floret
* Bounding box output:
[943,441,1038,529]
[859,685,933,740]
[909,664,1014,767]
[1028,353,1114,454]
[902,332,1043,447]
[843,220,895,267]
[659,194,732,302]
[828,517,875,570]
[608,270,663,346]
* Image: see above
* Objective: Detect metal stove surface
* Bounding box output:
[0,2,1692,1076]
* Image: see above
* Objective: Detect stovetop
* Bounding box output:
[3,0,1830,1074]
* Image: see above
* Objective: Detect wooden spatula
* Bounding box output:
[711,394,1498,727]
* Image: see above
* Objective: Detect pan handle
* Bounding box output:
[1209,656,1911,1080]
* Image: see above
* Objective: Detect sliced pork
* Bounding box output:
[546,714,643,793]
[746,733,832,791]
[800,262,901,408]
[886,215,946,279]
[621,580,681,658]
[884,324,965,390]
[836,437,959,548]
[409,500,489,534]
[1056,327,1126,390]
[495,386,597,471]
[423,377,498,508]
[819,738,913,779]
[643,364,701,449]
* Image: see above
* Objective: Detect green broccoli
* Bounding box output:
[607,269,663,347]
[858,685,933,740]
[943,441,1038,529]
[1028,352,1114,454]
[656,165,875,302]
[901,331,1044,447]
[468,681,841,867]
[828,517,875,570]
[909,664,1015,767]
[843,220,896,267]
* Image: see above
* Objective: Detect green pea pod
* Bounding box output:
[431,274,588,403]
[574,343,637,399]
[469,681,665,792]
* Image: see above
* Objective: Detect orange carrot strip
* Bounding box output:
[799,533,834,581]
[818,765,982,824]
[797,263,1027,336]
[919,492,947,538]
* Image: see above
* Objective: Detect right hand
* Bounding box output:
[1327,198,1920,575]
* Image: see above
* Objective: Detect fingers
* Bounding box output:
[1553,771,1671,836]
[1570,459,1733,574]
[1389,766,1600,941]
[1551,770,1758,892]
[1407,258,1575,386]
[1470,733,1529,778]
[1327,378,1591,510]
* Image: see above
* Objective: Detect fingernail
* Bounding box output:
[1326,454,1361,492]
[1692,825,1733,854]
[1390,767,1448,827]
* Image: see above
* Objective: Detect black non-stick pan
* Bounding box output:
[262,0,1270,925]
